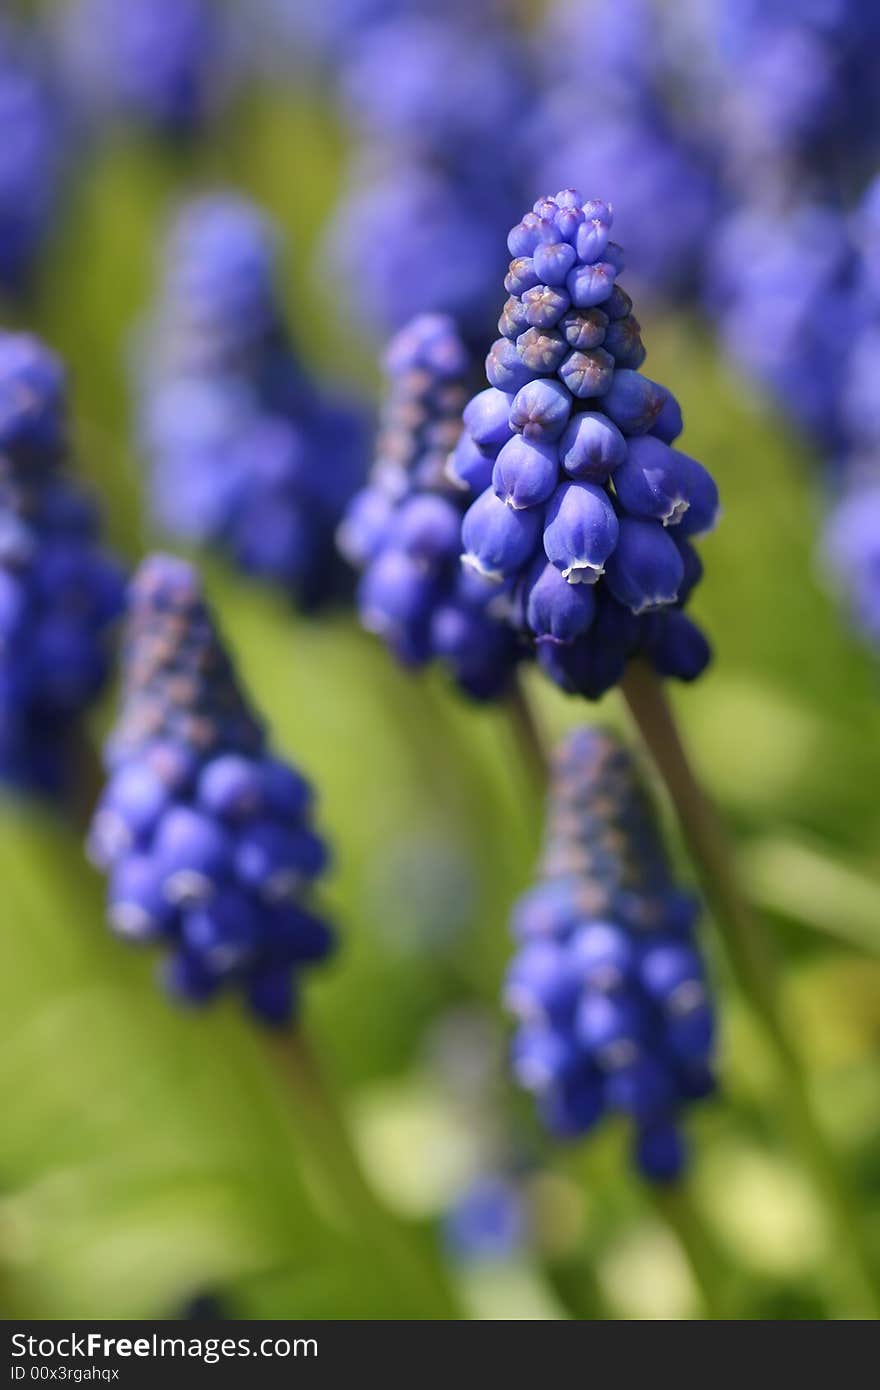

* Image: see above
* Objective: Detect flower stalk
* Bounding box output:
[272,1031,460,1319]
[621,660,880,1316]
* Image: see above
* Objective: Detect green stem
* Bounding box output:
[68,727,105,836]
[270,1030,460,1319]
[507,677,550,799]
[653,1181,732,1320]
[621,661,880,1317]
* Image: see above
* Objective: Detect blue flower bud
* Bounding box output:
[462,488,543,582]
[604,517,684,613]
[510,879,585,941]
[543,482,619,583]
[613,435,691,526]
[260,756,312,820]
[504,256,541,296]
[604,285,633,321]
[525,558,597,644]
[650,389,683,443]
[565,259,617,308]
[521,283,571,329]
[164,949,219,1006]
[463,387,515,450]
[534,239,578,286]
[604,1054,673,1121]
[154,806,232,904]
[671,451,720,537]
[95,761,170,857]
[558,412,627,482]
[359,550,437,644]
[602,315,646,369]
[508,215,542,257]
[486,336,533,392]
[666,1001,714,1065]
[446,433,494,495]
[575,992,643,1060]
[266,904,334,966]
[673,537,703,602]
[492,436,558,510]
[183,889,262,971]
[509,378,571,442]
[558,346,615,399]
[504,941,578,1023]
[197,754,266,822]
[568,922,636,991]
[108,854,174,940]
[603,241,626,274]
[336,486,393,567]
[559,307,608,350]
[634,1122,686,1182]
[511,1025,577,1094]
[498,295,529,339]
[541,1072,605,1137]
[602,370,667,434]
[516,327,568,375]
[642,610,711,682]
[395,494,462,562]
[575,210,613,263]
[247,969,296,1026]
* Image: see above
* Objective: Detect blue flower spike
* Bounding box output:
[339,313,524,700]
[88,554,334,1026]
[139,193,368,610]
[0,331,124,796]
[456,191,717,700]
[505,726,716,1181]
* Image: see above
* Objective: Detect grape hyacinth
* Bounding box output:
[705,200,860,454]
[88,555,333,1025]
[0,333,124,796]
[457,192,718,701]
[324,6,528,344]
[531,0,717,304]
[710,0,880,196]
[505,727,715,1181]
[58,0,233,140]
[0,20,65,294]
[139,193,368,609]
[339,314,523,700]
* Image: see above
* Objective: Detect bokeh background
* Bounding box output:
[2,0,879,1320]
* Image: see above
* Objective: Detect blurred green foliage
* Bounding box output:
[1,77,879,1321]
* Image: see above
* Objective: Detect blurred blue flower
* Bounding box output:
[57,0,234,140]
[531,0,718,304]
[824,486,880,646]
[705,200,861,453]
[506,727,715,1181]
[0,332,124,796]
[444,1175,529,1264]
[89,554,334,1026]
[139,193,369,609]
[339,313,524,699]
[710,0,880,192]
[0,19,65,295]
[324,5,530,344]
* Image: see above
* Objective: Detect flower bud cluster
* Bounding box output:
[88,555,334,1025]
[505,727,715,1180]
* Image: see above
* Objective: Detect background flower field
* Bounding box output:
[2,1,880,1320]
